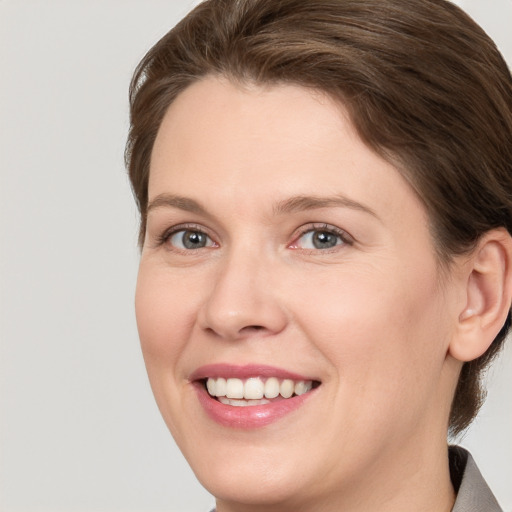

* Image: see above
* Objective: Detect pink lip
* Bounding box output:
[189,363,316,381]
[193,383,316,429]
[190,364,319,429]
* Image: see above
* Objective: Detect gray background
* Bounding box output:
[0,1,510,511]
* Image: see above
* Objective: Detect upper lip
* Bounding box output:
[189,363,319,382]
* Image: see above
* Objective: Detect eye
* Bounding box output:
[290,225,352,250]
[299,230,341,250]
[167,229,216,250]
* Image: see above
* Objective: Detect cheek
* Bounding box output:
[135,265,195,372]
[294,261,450,399]
[134,264,204,437]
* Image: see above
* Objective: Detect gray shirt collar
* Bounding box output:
[450,446,502,512]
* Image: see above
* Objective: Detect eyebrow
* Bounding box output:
[273,194,378,218]
[147,194,209,216]
[147,192,378,219]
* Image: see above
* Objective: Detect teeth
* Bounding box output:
[206,378,216,396]
[264,377,280,399]
[206,376,314,400]
[294,380,312,396]
[218,397,271,407]
[214,377,227,397]
[280,379,294,398]
[226,378,244,399]
[244,377,265,399]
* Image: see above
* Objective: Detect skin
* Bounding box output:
[136,77,482,512]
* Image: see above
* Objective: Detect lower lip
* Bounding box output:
[194,383,316,429]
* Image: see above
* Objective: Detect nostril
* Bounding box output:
[203,324,266,338]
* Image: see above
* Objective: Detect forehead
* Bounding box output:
[149,76,426,229]
[150,77,354,186]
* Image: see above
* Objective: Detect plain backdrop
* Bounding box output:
[0,1,511,511]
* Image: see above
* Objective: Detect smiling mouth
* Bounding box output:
[203,376,321,407]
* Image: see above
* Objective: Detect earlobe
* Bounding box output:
[449,228,512,362]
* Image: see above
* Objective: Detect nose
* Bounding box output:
[197,249,288,340]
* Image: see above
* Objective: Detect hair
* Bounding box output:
[125,0,512,435]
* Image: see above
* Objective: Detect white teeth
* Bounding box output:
[294,380,312,396]
[214,377,227,397]
[280,379,295,398]
[244,378,265,399]
[206,378,216,396]
[206,376,315,400]
[226,378,244,399]
[264,377,280,399]
[218,397,271,407]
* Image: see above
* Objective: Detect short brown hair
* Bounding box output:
[125,0,512,435]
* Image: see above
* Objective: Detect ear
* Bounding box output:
[449,228,512,362]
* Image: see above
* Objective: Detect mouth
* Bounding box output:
[203,376,319,407]
[191,364,321,428]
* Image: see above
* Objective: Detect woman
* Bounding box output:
[126,1,512,511]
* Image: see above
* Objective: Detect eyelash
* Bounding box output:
[156,224,217,251]
[290,223,354,251]
[156,223,353,252]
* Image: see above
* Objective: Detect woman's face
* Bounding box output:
[136,77,461,509]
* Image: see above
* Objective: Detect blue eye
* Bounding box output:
[168,229,215,250]
[294,227,350,250]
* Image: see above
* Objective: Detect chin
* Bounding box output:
[193,456,311,508]
[171,422,319,507]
